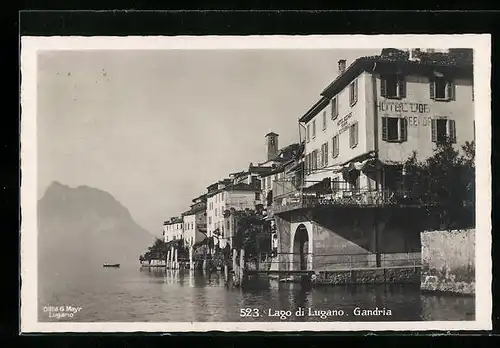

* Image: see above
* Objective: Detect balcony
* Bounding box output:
[272,186,424,214]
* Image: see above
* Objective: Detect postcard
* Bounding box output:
[20,34,492,332]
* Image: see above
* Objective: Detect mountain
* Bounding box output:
[38,182,154,272]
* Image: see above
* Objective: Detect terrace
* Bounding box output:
[272,178,425,214]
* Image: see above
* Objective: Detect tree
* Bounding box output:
[403,138,475,230]
[232,209,271,260]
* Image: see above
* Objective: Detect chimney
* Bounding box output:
[338,59,347,75]
[408,48,421,61]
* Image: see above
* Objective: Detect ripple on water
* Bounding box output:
[38,268,476,322]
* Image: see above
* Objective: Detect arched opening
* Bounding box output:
[293,224,309,271]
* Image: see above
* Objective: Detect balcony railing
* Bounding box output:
[273,188,425,213]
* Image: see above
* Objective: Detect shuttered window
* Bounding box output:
[382,117,408,142]
[306,124,310,142]
[322,110,327,130]
[431,118,456,143]
[318,147,323,169]
[349,122,359,148]
[322,142,329,167]
[349,79,358,106]
[430,76,455,101]
[332,135,339,158]
[331,97,339,120]
[381,74,406,99]
[312,120,316,139]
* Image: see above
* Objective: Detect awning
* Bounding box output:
[331,165,344,173]
[303,178,331,193]
[342,158,378,173]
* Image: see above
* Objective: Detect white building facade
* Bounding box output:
[301,49,474,193]
[206,183,260,249]
[163,218,184,242]
[182,195,208,247]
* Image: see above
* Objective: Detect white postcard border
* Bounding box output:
[20,34,492,332]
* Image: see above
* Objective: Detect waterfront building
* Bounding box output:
[206,181,261,249]
[163,216,184,243]
[181,194,208,247]
[272,48,474,273]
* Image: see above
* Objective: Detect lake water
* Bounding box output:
[38,262,475,322]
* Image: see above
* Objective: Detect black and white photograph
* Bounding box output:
[20,35,491,332]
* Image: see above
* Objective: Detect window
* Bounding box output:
[332,135,339,158]
[209,216,212,224]
[430,76,455,101]
[382,117,408,142]
[255,192,260,200]
[349,79,358,106]
[321,142,329,167]
[306,124,310,142]
[312,119,316,139]
[215,208,218,216]
[322,111,327,130]
[381,74,406,99]
[331,97,339,120]
[312,150,318,170]
[431,118,456,144]
[306,151,318,173]
[349,122,359,148]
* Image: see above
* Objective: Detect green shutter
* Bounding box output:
[382,117,388,141]
[354,80,358,104]
[398,75,406,98]
[354,122,359,145]
[447,81,455,101]
[448,119,457,143]
[324,142,329,166]
[380,76,386,97]
[336,136,339,157]
[429,78,435,99]
[349,125,353,147]
[400,117,408,142]
[431,119,437,143]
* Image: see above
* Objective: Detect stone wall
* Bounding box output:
[274,215,291,271]
[314,266,420,285]
[420,229,475,295]
[311,208,422,271]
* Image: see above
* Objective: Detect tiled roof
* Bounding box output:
[300,49,473,123]
[248,165,275,174]
[223,182,258,192]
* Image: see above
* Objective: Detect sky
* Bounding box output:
[37,48,380,236]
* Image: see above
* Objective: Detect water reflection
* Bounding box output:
[40,267,475,322]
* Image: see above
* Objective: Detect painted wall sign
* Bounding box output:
[381,115,434,128]
[337,113,352,133]
[378,101,430,114]
[405,115,434,127]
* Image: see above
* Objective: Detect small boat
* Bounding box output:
[103,263,120,268]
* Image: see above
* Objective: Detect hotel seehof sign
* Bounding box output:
[337,100,433,134]
[378,100,433,127]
